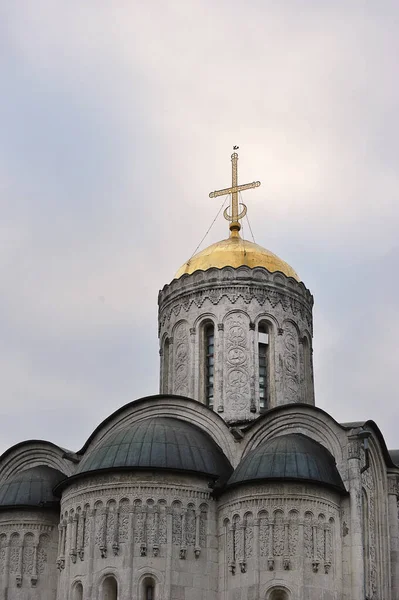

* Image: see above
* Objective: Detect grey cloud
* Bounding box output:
[0,1,398,453]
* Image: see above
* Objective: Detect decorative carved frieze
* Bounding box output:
[60,482,211,563]
[219,486,339,577]
[0,527,54,588]
[159,284,312,330]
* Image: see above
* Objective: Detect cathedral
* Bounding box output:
[0,152,398,600]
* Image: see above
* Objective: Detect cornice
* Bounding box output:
[158,282,313,330]
[159,266,313,307]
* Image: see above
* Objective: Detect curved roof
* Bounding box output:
[0,466,65,509]
[227,433,346,493]
[174,233,299,281]
[75,417,232,481]
[389,449,399,467]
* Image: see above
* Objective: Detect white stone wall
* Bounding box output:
[58,471,218,600]
[0,510,59,600]
[158,266,314,424]
[388,475,399,600]
[217,482,342,600]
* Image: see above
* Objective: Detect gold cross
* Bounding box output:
[209,150,261,235]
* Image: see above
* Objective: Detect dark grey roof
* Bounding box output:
[227,434,346,493]
[0,466,65,509]
[76,417,232,481]
[389,449,399,467]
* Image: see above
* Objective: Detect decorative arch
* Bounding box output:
[267,588,291,600]
[252,267,271,281]
[241,404,347,480]
[72,581,83,600]
[0,440,74,480]
[193,312,217,328]
[141,575,156,600]
[222,307,251,323]
[135,567,163,600]
[102,575,118,600]
[96,571,120,600]
[76,395,236,467]
[264,582,293,600]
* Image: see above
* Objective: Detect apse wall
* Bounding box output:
[217,482,342,600]
[0,510,59,600]
[57,472,218,600]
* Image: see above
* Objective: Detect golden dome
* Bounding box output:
[175,232,300,281]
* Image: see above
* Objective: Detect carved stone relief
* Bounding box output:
[219,488,339,576]
[186,507,196,546]
[245,518,253,559]
[0,526,54,589]
[83,511,91,549]
[159,282,313,331]
[9,533,20,574]
[362,460,378,598]
[259,512,269,557]
[273,511,284,556]
[288,511,299,558]
[37,534,49,574]
[303,512,313,559]
[22,532,34,574]
[174,321,190,396]
[61,482,211,563]
[282,321,300,403]
[172,505,182,546]
[224,313,251,412]
[118,499,130,543]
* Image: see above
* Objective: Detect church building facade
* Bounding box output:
[0,152,398,600]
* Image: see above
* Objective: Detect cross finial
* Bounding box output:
[209,148,261,236]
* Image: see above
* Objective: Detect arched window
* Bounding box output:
[72,582,83,600]
[258,322,269,410]
[269,589,289,600]
[102,575,118,600]
[145,582,154,600]
[204,323,214,409]
[162,337,170,393]
[142,576,156,600]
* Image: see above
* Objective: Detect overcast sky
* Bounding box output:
[0,2,398,454]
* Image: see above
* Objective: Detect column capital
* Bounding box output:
[348,437,362,460]
[388,474,399,495]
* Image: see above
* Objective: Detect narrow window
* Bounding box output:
[162,338,170,394]
[258,323,269,410]
[145,583,154,600]
[103,576,117,600]
[269,590,289,600]
[205,324,215,409]
[73,583,83,600]
[142,577,155,600]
